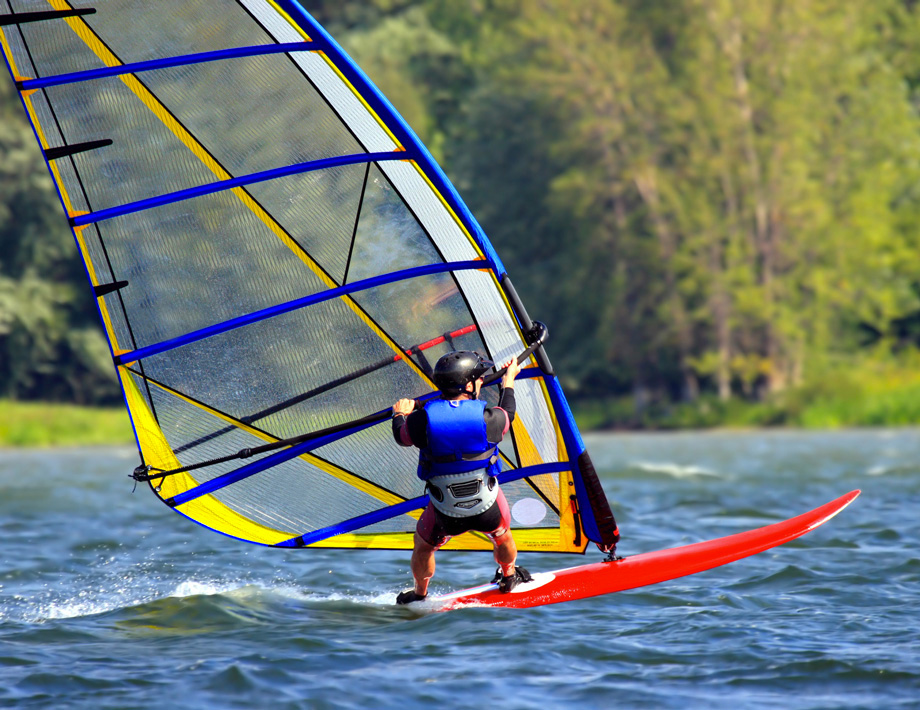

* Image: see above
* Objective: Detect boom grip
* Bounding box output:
[500,275,555,376]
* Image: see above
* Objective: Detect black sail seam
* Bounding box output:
[523,474,562,516]
[0,8,95,27]
[505,426,561,516]
[33,82,161,424]
[342,162,371,285]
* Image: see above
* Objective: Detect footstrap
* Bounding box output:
[396,589,428,605]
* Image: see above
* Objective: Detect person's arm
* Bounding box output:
[497,386,517,418]
[392,399,427,447]
[484,356,522,441]
[485,389,516,442]
[500,355,522,391]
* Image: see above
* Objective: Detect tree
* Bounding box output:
[0,80,119,403]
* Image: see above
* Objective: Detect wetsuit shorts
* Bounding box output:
[416,488,512,549]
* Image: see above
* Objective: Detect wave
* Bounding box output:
[16,578,242,623]
[629,461,723,478]
[866,463,918,476]
[3,577,405,626]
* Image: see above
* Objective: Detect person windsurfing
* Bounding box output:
[391,351,531,604]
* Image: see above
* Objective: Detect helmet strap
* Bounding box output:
[442,380,480,401]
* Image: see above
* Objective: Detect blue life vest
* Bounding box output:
[416,399,501,481]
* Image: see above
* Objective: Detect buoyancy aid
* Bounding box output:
[417,399,501,518]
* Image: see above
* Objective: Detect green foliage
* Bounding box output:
[335,5,471,161]
[0,81,119,404]
[2,0,920,427]
[574,354,920,430]
[0,400,132,447]
[438,0,920,415]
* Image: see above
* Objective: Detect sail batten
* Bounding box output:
[0,7,94,28]
[70,150,410,226]
[2,0,616,554]
[159,368,549,511]
[112,259,486,366]
[17,40,317,90]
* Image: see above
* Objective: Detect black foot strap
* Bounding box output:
[396,589,427,605]
[497,566,533,593]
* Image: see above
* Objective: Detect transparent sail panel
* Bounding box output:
[0,0,586,552]
[7,0,276,74]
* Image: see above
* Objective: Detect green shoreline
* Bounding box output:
[3,378,920,447]
[572,376,920,431]
[0,400,134,448]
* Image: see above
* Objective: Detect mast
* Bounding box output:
[500,276,620,551]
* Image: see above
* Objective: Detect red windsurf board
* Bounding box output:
[431,490,860,611]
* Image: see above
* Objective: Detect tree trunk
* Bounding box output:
[714,6,783,396]
[714,167,740,401]
[634,167,699,401]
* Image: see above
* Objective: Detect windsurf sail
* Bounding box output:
[0,0,619,553]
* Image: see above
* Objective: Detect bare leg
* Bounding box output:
[492,529,517,577]
[410,532,438,596]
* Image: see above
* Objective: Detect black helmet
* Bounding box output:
[432,351,493,394]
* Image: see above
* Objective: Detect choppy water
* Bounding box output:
[1,430,917,709]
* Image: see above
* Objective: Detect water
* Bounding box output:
[0,430,917,709]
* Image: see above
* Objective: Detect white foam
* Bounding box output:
[297,589,397,606]
[14,576,255,623]
[866,463,915,476]
[36,587,154,621]
[6,574,417,624]
[169,580,240,598]
[631,461,722,478]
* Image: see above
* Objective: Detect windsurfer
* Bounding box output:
[392,351,531,604]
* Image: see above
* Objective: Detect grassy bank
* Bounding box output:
[0,400,133,447]
[572,359,920,431]
[4,357,920,447]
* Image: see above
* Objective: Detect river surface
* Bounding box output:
[0,429,917,709]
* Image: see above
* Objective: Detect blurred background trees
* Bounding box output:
[3,0,920,423]
[0,80,120,404]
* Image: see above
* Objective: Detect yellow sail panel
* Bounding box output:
[119,367,291,545]
[305,528,578,553]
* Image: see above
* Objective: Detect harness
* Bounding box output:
[417,399,501,518]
